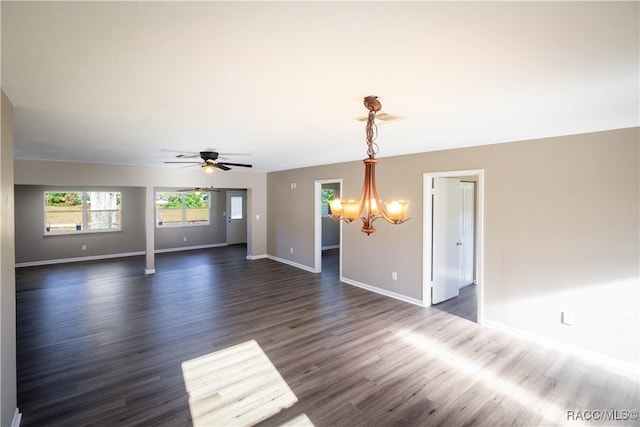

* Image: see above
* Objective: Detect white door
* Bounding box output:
[432,177,462,304]
[226,191,247,245]
[460,182,475,287]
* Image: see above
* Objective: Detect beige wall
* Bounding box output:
[267,127,639,368]
[1,90,18,426]
[14,160,268,258]
[9,128,639,374]
[153,187,231,251]
[14,185,147,264]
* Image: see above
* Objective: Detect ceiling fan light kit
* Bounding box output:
[329,96,410,235]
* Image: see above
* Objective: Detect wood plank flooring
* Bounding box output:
[432,283,477,323]
[16,246,639,426]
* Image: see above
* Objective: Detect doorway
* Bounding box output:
[423,170,484,323]
[226,190,247,245]
[314,179,342,274]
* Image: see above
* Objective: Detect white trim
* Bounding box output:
[422,174,433,307]
[43,228,121,237]
[267,255,316,273]
[483,320,640,379]
[246,254,268,260]
[422,169,484,324]
[341,277,426,307]
[15,251,145,268]
[144,268,156,275]
[11,409,21,427]
[154,243,227,253]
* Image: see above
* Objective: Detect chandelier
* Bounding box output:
[329,96,410,235]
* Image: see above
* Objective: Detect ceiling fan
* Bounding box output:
[176,187,220,193]
[164,151,252,173]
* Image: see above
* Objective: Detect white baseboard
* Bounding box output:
[154,243,227,253]
[11,408,21,427]
[266,256,425,305]
[341,277,426,307]
[267,255,316,273]
[15,251,145,268]
[483,320,640,379]
[246,254,268,260]
[16,244,231,268]
[322,245,340,250]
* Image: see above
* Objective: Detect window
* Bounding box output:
[156,191,210,227]
[230,196,243,219]
[44,191,121,234]
[321,188,336,215]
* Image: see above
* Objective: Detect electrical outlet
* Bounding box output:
[290,247,294,254]
[81,244,87,251]
[392,272,398,280]
[561,311,574,326]
[183,237,187,242]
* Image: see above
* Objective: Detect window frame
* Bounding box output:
[155,191,211,228]
[44,191,122,236]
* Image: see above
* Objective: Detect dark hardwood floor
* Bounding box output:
[16,246,639,426]
[432,283,477,323]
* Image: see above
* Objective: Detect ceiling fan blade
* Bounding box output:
[160,149,201,157]
[218,153,250,159]
[216,164,231,171]
[217,162,253,168]
[164,161,203,164]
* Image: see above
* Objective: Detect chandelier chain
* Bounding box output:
[365,109,379,158]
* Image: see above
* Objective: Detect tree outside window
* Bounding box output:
[44,191,121,234]
[156,191,210,226]
[321,189,335,215]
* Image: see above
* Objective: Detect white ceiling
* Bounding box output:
[2,1,638,173]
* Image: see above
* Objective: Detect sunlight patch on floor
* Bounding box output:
[181,340,305,426]
[279,413,315,426]
[396,329,564,424]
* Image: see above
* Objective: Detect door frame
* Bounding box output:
[422,170,485,323]
[313,179,342,274]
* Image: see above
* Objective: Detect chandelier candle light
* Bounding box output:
[329,96,410,235]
